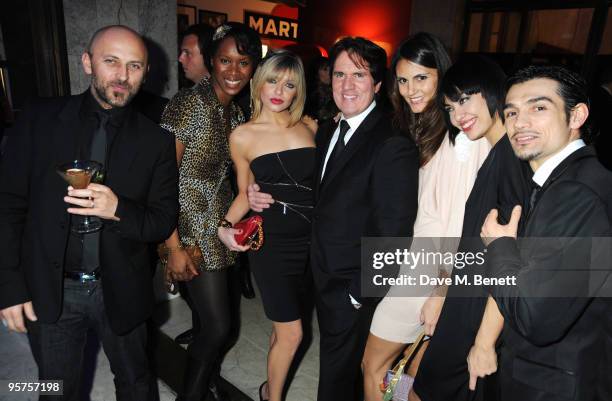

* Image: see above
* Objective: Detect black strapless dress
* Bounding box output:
[248,147,316,322]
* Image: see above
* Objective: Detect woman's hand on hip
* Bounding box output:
[247,183,274,212]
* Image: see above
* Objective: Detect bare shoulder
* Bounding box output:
[230,122,257,145]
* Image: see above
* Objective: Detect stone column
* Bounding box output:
[63,0,177,98]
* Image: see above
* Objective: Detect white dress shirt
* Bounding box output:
[532,139,586,187]
[317,101,377,308]
[320,100,377,180]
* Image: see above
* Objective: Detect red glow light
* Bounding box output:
[342,6,390,38]
[271,4,298,19]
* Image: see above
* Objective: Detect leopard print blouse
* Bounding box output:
[161,77,244,271]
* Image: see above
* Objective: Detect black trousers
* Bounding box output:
[316,299,375,401]
[27,279,153,401]
[184,268,234,361]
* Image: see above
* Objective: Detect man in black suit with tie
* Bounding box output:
[249,37,419,401]
[0,25,178,400]
[481,66,612,401]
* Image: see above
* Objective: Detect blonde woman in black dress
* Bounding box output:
[218,50,316,401]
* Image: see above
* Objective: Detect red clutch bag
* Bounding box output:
[234,215,264,250]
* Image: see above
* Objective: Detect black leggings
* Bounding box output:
[185,269,231,364]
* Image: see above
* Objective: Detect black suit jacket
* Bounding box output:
[0,93,179,334]
[486,146,612,401]
[310,105,419,332]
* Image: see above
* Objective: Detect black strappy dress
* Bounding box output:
[248,147,316,322]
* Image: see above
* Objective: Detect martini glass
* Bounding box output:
[57,160,103,234]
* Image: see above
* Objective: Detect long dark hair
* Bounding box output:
[389,32,451,166]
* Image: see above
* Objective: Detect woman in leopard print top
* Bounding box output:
[162,74,244,272]
[160,23,261,400]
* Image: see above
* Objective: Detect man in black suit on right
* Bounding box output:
[481,65,612,401]
[249,37,419,401]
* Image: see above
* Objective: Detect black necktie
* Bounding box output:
[90,112,110,166]
[82,112,110,272]
[323,120,350,180]
[528,184,541,215]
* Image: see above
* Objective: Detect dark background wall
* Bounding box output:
[63,0,177,97]
[0,1,49,109]
[300,0,414,59]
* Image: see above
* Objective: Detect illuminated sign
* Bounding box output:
[245,10,299,41]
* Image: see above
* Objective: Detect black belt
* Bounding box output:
[64,270,100,282]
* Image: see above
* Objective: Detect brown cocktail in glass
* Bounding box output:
[57,160,103,233]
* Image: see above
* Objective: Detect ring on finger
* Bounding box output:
[91,199,95,208]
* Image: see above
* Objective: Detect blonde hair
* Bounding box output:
[250,49,306,127]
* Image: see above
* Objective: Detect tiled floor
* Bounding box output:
[154,287,320,401]
[0,324,175,401]
[0,277,319,401]
[0,326,38,401]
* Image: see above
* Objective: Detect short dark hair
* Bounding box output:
[205,22,262,72]
[182,24,214,59]
[439,55,507,138]
[506,65,593,143]
[328,37,387,85]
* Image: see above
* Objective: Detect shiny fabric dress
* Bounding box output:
[248,147,316,322]
[160,77,243,271]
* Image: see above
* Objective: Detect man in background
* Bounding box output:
[179,23,214,86]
